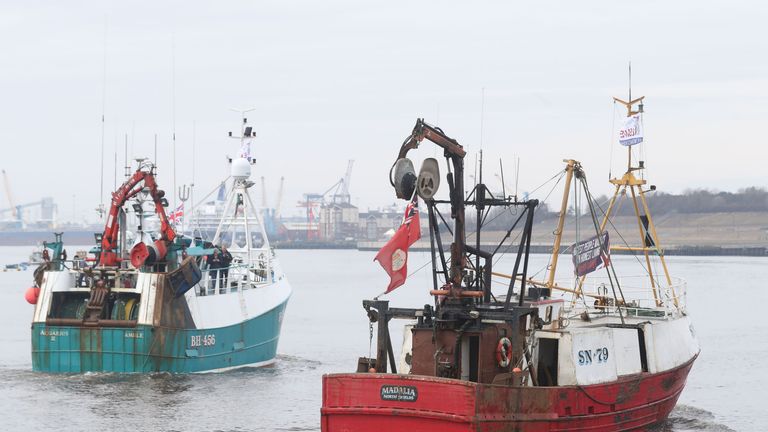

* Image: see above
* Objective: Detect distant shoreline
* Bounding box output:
[2,229,766,258]
[355,242,768,257]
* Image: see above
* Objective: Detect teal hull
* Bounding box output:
[31,300,288,373]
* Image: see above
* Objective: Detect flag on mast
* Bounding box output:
[618,114,643,146]
[240,140,252,159]
[168,203,184,226]
[374,196,421,293]
[216,183,227,202]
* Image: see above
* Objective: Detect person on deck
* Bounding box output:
[208,249,223,293]
[219,245,233,293]
[73,254,86,287]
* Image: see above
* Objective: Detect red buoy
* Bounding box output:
[25,286,40,304]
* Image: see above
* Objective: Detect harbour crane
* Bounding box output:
[261,176,286,239]
[295,160,355,241]
[1,169,17,219]
[297,192,324,241]
[261,176,268,208]
[275,176,284,219]
[0,170,57,226]
[328,160,355,205]
[0,200,52,218]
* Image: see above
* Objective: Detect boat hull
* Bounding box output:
[321,355,696,432]
[31,299,288,373]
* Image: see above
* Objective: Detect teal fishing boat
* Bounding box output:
[27,121,291,373]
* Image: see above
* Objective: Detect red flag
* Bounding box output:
[375,198,421,293]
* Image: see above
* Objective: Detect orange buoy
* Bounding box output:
[25,286,40,304]
[512,367,522,373]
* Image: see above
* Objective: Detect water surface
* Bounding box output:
[0,247,761,431]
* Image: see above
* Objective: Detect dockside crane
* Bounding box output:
[1,169,18,220]
[0,200,54,218]
[275,177,284,219]
[295,160,355,241]
[261,176,268,209]
[329,160,354,205]
[260,176,286,239]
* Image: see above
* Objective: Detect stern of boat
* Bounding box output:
[322,373,478,432]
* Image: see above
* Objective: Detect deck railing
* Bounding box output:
[556,275,688,319]
[197,252,273,296]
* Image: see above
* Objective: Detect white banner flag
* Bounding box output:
[618,114,643,146]
[240,140,252,159]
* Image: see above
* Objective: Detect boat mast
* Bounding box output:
[546,159,578,288]
[570,91,679,309]
[475,150,483,292]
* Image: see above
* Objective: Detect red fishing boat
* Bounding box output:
[321,94,698,431]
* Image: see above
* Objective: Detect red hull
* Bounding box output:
[322,356,696,432]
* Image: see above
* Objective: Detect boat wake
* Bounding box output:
[220,354,321,376]
[652,405,736,432]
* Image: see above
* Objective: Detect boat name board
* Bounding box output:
[577,347,609,366]
[40,329,69,340]
[125,331,144,339]
[380,385,418,402]
[190,334,216,347]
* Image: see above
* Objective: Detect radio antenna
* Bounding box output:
[171,35,177,211]
[479,87,485,151]
[97,19,108,219]
[499,158,506,199]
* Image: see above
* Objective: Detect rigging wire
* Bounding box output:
[609,100,617,180]
[492,169,566,274]
[529,169,568,197]
[578,175,627,322]
[581,170,670,305]
[397,167,570,292]
[590,190,664,290]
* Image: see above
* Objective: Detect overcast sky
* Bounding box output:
[1,1,766,224]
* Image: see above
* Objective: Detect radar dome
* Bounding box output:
[231,157,251,179]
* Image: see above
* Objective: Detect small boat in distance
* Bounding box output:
[28,117,291,373]
[322,94,698,430]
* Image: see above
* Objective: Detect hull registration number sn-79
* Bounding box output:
[577,347,609,365]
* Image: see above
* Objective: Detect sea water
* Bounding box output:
[0,246,762,431]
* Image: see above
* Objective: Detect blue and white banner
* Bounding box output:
[618,114,643,146]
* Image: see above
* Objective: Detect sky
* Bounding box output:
[0,1,766,224]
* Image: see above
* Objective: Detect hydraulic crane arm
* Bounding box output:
[392,118,467,291]
[396,118,466,161]
[99,163,176,267]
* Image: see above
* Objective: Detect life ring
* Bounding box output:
[496,337,512,368]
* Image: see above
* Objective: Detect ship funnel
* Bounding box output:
[393,158,416,200]
[416,158,440,199]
